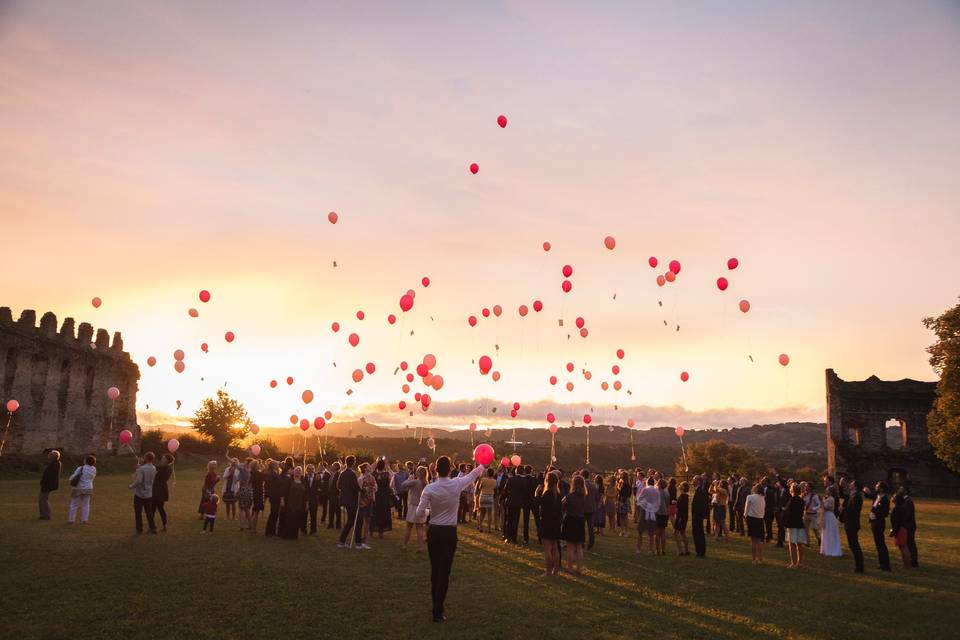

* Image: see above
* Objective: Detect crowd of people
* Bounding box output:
[36,448,922,618]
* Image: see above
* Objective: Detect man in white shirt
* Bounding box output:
[416,455,485,622]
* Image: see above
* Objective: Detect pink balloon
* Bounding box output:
[542,241,551,252]
[680,371,689,382]
[387,314,397,325]
[627,418,636,428]
[675,426,685,438]
[779,353,790,367]
[716,277,729,291]
[549,424,558,434]
[648,256,658,268]
[91,297,102,309]
[6,399,19,413]
[668,260,681,275]
[431,375,444,390]
[603,235,616,250]
[501,456,511,467]
[199,290,211,303]
[469,162,479,174]
[224,331,235,343]
[481,308,490,318]
[331,322,340,332]
[423,354,437,369]
[561,280,572,293]
[478,355,493,375]
[739,299,750,313]
[491,371,501,382]
[562,265,573,278]
[616,348,625,359]
[422,276,430,287]
[549,375,557,385]
[546,412,556,423]
[328,211,339,224]
[250,444,262,456]
[201,342,208,353]
[583,414,592,424]
[727,257,739,270]
[533,300,543,312]
[474,443,494,465]
[348,333,360,347]
[250,424,259,435]
[167,438,180,453]
[324,411,332,420]
[468,315,477,327]
[510,454,522,467]
[118,429,133,445]
[497,115,508,128]
[665,271,676,283]
[356,310,365,320]
[107,387,120,401]
[575,317,585,329]
[399,294,414,312]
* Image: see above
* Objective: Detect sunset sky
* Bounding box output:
[2,1,959,432]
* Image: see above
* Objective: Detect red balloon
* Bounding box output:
[224,331,235,343]
[199,290,211,303]
[348,333,359,347]
[174,361,185,373]
[727,257,739,270]
[566,362,575,373]
[356,310,365,320]
[583,414,592,424]
[532,300,543,312]
[286,376,294,385]
[400,361,408,371]
[627,418,635,428]
[468,315,477,327]
[365,362,376,374]
[575,317,585,329]
[387,314,397,324]
[518,304,528,317]
[146,356,156,367]
[324,411,332,420]
[299,419,310,431]
[422,276,430,287]
[510,409,518,418]
[173,349,185,361]
[716,277,729,291]
[680,371,690,382]
[406,373,414,382]
[549,375,557,385]
[546,412,556,423]
[478,355,493,375]
[352,369,364,383]
[399,294,414,312]
[616,348,625,359]
[739,299,750,313]
[512,401,520,411]
[668,260,681,275]
[779,353,790,367]
[200,342,208,353]
[481,308,490,318]
[331,322,340,332]
[314,417,326,430]
[421,393,431,407]
[493,305,502,317]
[469,163,479,174]
[327,211,338,224]
[648,256,658,268]
[675,426,685,438]
[562,265,573,278]
[398,400,407,410]
[269,379,277,388]
[656,275,666,287]
[561,280,572,293]
[612,365,620,375]
[416,363,429,377]
[474,443,494,465]
[542,241,551,252]
[91,297,102,309]
[423,354,437,369]
[603,235,616,250]
[579,328,588,338]
[549,424,558,434]
[497,114,508,128]
[290,414,299,425]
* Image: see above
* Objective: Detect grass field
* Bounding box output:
[2,466,959,640]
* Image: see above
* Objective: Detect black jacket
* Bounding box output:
[842,491,862,532]
[504,475,528,508]
[266,469,289,501]
[153,465,172,502]
[41,459,61,492]
[869,493,890,529]
[304,473,324,504]
[763,485,777,514]
[337,468,361,506]
[692,486,710,519]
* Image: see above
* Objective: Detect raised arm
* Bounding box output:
[457,464,486,492]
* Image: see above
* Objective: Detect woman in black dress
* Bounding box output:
[249,459,265,534]
[153,454,174,532]
[279,467,307,540]
[371,457,394,537]
[561,474,587,573]
[673,481,690,555]
[536,471,563,577]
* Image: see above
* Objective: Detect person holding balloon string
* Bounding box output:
[153,453,174,532]
[415,448,488,623]
[197,460,220,520]
[128,451,158,535]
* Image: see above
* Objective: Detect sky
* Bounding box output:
[2,1,959,432]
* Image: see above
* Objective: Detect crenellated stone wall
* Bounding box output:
[0,307,140,454]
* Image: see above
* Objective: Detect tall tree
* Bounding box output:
[192,390,253,448]
[677,439,769,479]
[923,298,960,472]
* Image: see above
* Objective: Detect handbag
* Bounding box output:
[70,466,83,488]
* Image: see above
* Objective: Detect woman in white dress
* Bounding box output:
[401,465,428,552]
[820,485,843,557]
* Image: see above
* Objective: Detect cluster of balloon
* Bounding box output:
[473,443,495,466]
[91,297,102,309]
[561,264,573,293]
[167,438,180,454]
[173,348,186,374]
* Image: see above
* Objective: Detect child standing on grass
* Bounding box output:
[201,494,219,533]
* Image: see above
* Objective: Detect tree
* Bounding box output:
[676,439,769,479]
[192,390,253,448]
[923,298,960,472]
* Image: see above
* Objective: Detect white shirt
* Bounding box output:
[71,464,97,491]
[416,465,485,525]
[744,493,765,519]
[637,485,660,521]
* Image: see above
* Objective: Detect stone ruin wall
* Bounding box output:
[0,307,140,455]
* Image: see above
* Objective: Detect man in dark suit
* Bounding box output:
[264,460,287,537]
[842,479,865,573]
[38,450,61,520]
[691,475,709,557]
[502,467,525,544]
[337,456,362,547]
[327,462,341,529]
[316,462,330,524]
[762,476,777,542]
[303,464,322,535]
[775,478,790,547]
[868,481,891,571]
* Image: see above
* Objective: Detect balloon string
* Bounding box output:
[0,412,12,456]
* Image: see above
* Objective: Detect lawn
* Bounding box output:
[2,465,959,640]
